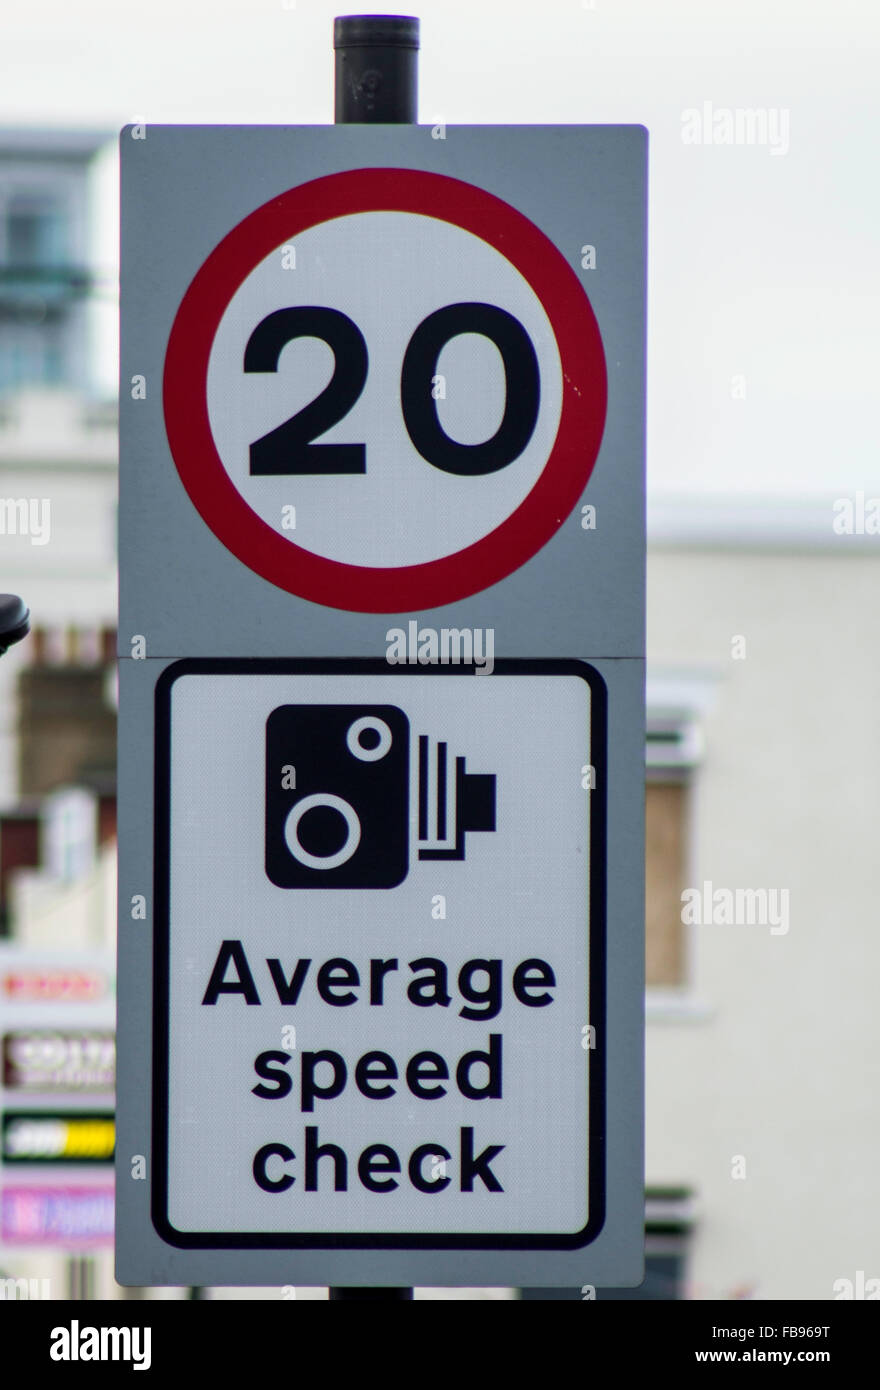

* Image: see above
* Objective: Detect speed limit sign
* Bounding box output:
[163,167,607,612]
[118,125,646,1290]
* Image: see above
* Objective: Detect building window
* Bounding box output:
[644,676,714,993]
[646,779,689,987]
[5,194,65,267]
[0,186,75,391]
[42,787,98,883]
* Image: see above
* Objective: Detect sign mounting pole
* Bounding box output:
[330,11,420,1306]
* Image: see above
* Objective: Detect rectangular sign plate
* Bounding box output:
[153,660,604,1248]
[118,124,646,660]
[117,125,646,1288]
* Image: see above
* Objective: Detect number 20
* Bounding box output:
[243,301,540,479]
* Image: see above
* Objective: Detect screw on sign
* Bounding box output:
[163,168,607,612]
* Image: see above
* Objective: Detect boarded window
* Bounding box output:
[645,780,688,987]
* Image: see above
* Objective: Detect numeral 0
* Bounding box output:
[244,301,540,478]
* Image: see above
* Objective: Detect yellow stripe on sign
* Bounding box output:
[4,1117,115,1160]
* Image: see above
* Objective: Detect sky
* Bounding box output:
[0,0,877,498]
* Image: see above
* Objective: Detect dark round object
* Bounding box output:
[296,803,351,859]
[0,594,30,654]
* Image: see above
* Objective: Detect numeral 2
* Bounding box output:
[244,302,540,478]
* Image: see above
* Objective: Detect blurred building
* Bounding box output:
[0,128,119,1302]
[0,128,106,394]
[0,128,117,808]
[643,494,880,1301]
[1,128,875,1307]
[521,496,880,1302]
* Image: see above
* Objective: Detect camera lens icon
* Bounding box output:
[284,793,362,870]
[266,706,409,890]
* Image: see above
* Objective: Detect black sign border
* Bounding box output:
[152,658,607,1251]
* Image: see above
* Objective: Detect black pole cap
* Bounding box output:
[0,593,30,654]
[334,16,419,49]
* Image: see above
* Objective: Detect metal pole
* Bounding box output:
[334,14,419,124]
[330,15,419,1301]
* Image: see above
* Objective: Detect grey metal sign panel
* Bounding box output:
[119,124,646,658]
[117,124,646,1287]
[116,655,643,1287]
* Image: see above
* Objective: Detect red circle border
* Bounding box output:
[163,168,607,613]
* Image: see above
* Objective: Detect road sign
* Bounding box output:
[119,125,645,658]
[163,168,607,612]
[117,125,646,1287]
[153,660,603,1247]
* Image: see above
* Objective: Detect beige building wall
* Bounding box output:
[646,534,880,1299]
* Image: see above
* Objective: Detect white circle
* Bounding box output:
[206,210,563,568]
[346,716,392,762]
[284,793,361,870]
